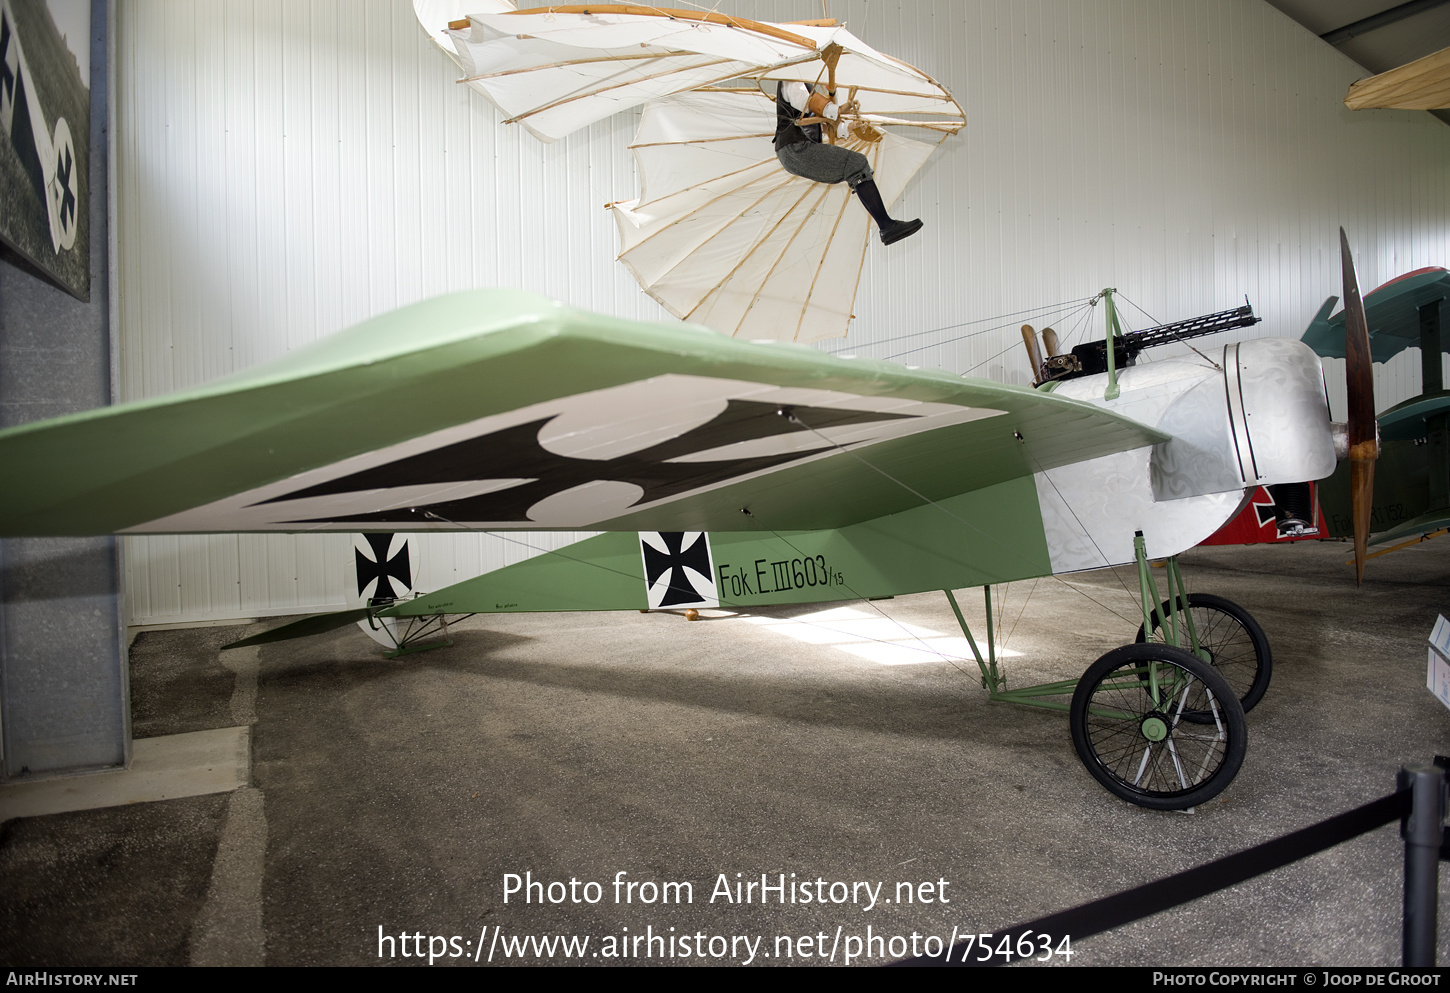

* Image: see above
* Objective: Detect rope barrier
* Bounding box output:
[891,789,1412,967]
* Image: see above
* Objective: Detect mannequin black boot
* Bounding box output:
[854,179,922,245]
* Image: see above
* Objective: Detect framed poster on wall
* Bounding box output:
[0,0,88,300]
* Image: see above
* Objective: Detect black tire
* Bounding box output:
[1070,643,1248,810]
[1136,593,1271,714]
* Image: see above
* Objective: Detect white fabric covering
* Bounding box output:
[415,4,963,339]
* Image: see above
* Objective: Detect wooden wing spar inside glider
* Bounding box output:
[607,89,937,343]
[0,290,1165,542]
[421,2,963,142]
[413,1,964,342]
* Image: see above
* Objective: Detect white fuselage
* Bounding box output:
[1034,338,1335,572]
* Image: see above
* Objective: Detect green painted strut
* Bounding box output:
[1167,556,1203,659]
[943,586,1077,712]
[945,534,1207,717]
[945,587,1002,693]
[1103,287,1122,401]
[1133,533,1204,661]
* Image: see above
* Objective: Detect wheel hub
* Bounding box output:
[1140,714,1170,742]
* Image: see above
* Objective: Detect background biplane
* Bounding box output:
[0,232,1381,811]
[1205,266,1448,566]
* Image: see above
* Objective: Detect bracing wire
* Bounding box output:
[1001,576,1038,652]
[957,299,1096,376]
[1116,292,1161,328]
[1116,290,1223,370]
[736,508,980,676]
[825,295,1096,356]
[781,411,1148,630]
[885,298,1095,365]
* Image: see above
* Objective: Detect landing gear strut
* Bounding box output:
[945,533,1264,810]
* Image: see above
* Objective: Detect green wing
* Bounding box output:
[0,290,1166,537]
[1302,266,1449,362]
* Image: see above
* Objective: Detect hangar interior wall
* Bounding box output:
[114,0,1450,626]
[0,0,128,779]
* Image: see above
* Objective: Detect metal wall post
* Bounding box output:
[1400,762,1447,967]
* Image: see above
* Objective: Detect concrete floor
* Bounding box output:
[1,539,1448,967]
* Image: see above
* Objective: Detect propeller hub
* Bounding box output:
[1331,421,1381,461]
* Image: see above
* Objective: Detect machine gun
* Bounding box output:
[1026,294,1262,386]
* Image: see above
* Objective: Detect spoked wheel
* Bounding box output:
[1136,593,1271,715]
[1070,643,1247,810]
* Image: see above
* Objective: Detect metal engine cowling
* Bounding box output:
[1152,338,1335,501]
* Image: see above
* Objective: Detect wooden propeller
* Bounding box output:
[1341,228,1378,585]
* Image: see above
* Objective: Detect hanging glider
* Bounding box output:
[415,1,964,341]
[607,89,941,342]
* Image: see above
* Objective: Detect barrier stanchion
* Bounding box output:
[1400,762,1446,967]
[895,763,1443,967]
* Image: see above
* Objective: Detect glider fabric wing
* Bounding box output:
[416,2,964,341]
[426,3,963,142]
[1344,46,1450,111]
[609,89,937,342]
[0,290,1164,538]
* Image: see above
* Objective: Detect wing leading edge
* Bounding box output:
[0,290,1166,537]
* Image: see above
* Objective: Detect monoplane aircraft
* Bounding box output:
[0,229,1381,811]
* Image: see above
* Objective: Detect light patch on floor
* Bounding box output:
[742,605,1024,666]
[0,726,250,821]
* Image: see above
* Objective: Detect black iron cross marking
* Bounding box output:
[642,532,712,607]
[55,143,74,228]
[1,16,14,110]
[355,532,411,605]
[1253,498,1277,529]
[268,398,913,525]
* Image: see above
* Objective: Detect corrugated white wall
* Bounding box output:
[115,0,1450,625]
